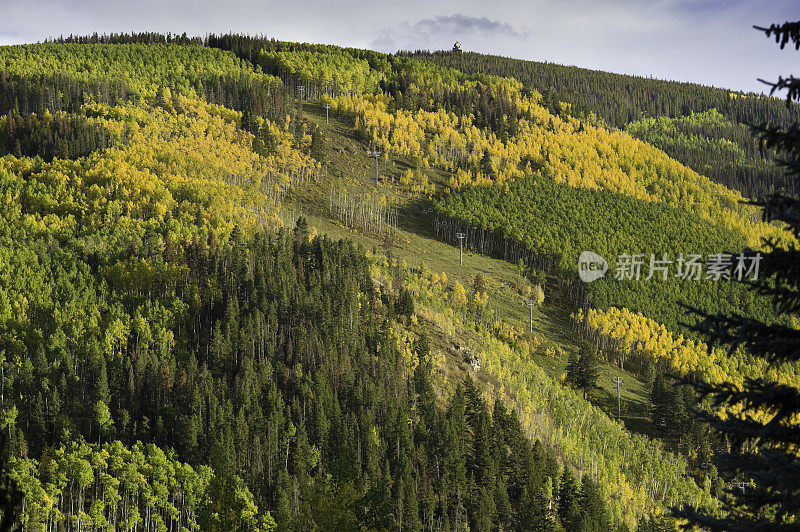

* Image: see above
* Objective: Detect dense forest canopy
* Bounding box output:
[0,31,794,530]
[0,36,620,531]
[402,50,800,129]
[404,50,800,198]
[433,177,785,339]
[624,109,793,198]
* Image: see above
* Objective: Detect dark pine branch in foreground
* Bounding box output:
[672,20,800,532]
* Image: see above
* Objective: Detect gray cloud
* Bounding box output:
[371,14,528,52]
[408,14,527,38]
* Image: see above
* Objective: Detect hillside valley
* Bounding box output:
[0,33,797,531]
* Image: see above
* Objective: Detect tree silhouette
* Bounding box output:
[672,20,800,531]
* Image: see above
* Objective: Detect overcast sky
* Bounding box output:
[0,0,796,93]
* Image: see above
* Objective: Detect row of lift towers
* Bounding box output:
[300,82,627,423]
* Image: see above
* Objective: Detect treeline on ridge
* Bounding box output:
[403,50,800,129]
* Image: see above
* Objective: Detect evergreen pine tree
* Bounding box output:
[578,476,610,532]
[566,350,599,399]
[481,148,495,176]
[310,123,325,162]
[0,433,21,531]
[558,468,581,530]
[672,20,800,531]
[650,373,674,440]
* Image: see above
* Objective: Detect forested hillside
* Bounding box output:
[0,39,616,530]
[402,50,800,128]
[405,50,799,198]
[0,33,794,531]
[433,178,781,338]
[624,109,792,198]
